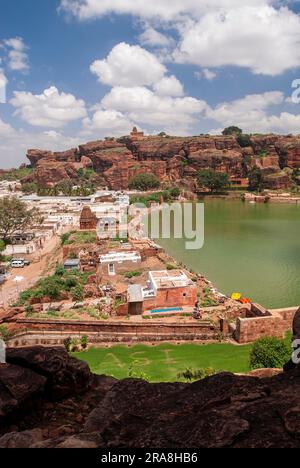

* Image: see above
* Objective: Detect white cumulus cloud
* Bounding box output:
[100,85,207,134]
[90,42,166,87]
[10,86,87,128]
[83,109,134,137]
[153,75,184,97]
[60,1,300,76]
[206,91,300,134]
[174,5,300,76]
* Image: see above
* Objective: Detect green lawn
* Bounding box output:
[74,342,253,382]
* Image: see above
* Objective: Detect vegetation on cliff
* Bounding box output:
[128,172,161,191]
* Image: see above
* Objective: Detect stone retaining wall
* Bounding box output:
[235,307,298,343]
[10,319,218,345]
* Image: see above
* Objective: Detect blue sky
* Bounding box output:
[1,0,300,167]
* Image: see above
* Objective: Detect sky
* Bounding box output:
[1,0,300,167]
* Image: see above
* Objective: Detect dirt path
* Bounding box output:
[0,235,62,308]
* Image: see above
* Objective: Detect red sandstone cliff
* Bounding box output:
[23,133,300,190]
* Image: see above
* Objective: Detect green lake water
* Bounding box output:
[158,199,300,309]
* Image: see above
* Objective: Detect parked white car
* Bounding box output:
[11,260,25,268]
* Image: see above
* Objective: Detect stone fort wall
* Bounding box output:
[235,307,298,343]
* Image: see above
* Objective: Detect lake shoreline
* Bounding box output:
[156,198,300,310]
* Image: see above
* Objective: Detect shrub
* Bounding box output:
[128,365,150,381]
[61,233,71,246]
[250,337,291,370]
[124,271,142,279]
[0,325,13,343]
[55,265,65,277]
[41,281,61,300]
[81,335,88,350]
[129,173,160,191]
[177,367,216,382]
[70,338,81,352]
[65,276,78,290]
[169,187,181,198]
[72,285,84,302]
[237,134,252,148]
[64,337,72,352]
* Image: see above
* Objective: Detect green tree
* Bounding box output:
[248,166,263,192]
[129,173,161,191]
[250,337,290,370]
[222,126,243,136]
[0,196,43,243]
[197,170,230,193]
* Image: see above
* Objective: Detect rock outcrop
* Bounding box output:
[23,132,300,190]
[1,343,300,448]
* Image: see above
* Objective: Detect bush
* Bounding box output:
[237,134,252,148]
[169,187,181,198]
[250,337,291,370]
[177,367,216,382]
[0,325,13,343]
[63,337,72,352]
[124,271,142,279]
[129,173,160,191]
[61,233,71,246]
[65,276,78,289]
[72,285,84,302]
[55,265,65,276]
[81,335,88,350]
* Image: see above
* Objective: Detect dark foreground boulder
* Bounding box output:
[6,347,92,400]
[284,306,300,372]
[1,345,300,448]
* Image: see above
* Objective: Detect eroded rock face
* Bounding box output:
[6,347,92,400]
[1,345,300,448]
[23,134,300,190]
[0,363,46,424]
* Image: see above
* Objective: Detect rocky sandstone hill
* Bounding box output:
[23,132,300,190]
[1,343,300,448]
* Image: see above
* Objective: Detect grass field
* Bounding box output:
[74,342,253,382]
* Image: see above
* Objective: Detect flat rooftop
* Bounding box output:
[149,270,191,289]
[100,251,141,264]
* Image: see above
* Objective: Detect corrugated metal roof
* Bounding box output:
[128,284,143,303]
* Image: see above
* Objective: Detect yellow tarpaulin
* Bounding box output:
[231,292,242,301]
